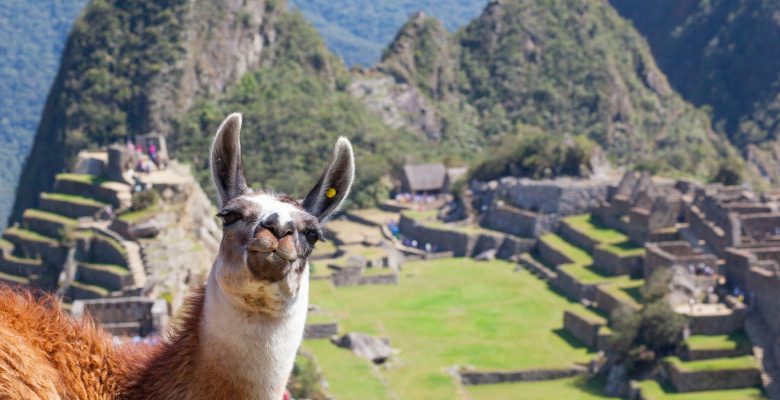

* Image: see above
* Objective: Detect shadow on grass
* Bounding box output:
[622,286,644,304]
[609,240,641,251]
[552,328,596,352]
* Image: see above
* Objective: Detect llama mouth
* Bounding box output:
[247,251,293,282]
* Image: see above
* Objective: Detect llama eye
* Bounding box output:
[306,230,320,244]
[217,210,241,226]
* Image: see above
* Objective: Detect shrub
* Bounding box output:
[131,189,159,211]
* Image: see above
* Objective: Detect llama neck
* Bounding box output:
[198,269,309,399]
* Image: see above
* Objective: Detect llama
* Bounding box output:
[0,113,355,400]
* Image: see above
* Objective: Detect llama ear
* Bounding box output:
[210,113,250,207]
[302,137,355,222]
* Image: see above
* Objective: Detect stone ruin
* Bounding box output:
[0,141,219,337]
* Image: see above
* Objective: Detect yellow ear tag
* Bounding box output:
[326,188,337,198]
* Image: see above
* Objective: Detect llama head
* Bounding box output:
[209,113,354,316]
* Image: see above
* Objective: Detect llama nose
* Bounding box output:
[261,212,294,239]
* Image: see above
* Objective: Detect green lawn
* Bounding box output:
[77,262,129,275]
[41,192,107,207]
[469,375,616,400]
[666,355,758,371]
[402,208,439,223]
[564,214,628,244]
[70,280,110,297]
[23,209,78,227]
[0,239,12,250]
[686,332,751,351]
[559,264,635,286]
[308,258,600,399]
[4,227,59,244]
[306,313,335,324]
[303,339,393,400]
[637,380,765,399]
[311,239,338,257]
[540,233,593,265]
[118,206,160,223]
[0,270,30,284]
[599,281,644,309]
[598,241,646,257]
[55,173,108,186]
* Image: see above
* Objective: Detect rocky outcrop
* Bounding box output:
[332,332,392,363]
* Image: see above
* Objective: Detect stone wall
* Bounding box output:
[399,214,535,260]
[681,346,752,361]
[665,360,760,392]
[0,255,47,277]
[399,214,475,257]
[724,248,755,290]
[593,246,643,276]
[71,297,168,336]
[330,266,363,287]
[22,215,71,239]
[745,266,780,339]
[519,253,556,281]
[550,267,598,301]
[496,236,536,260]
[305,323,339,340]
[481,204,558,238]
[594,286,639,315]
[472,177,609,216]
[563,310,603,347]
[358,273,399,286]
[685,203,740,256]
[76,263,133,291]
[742,213,780,241]
[560,221,599,252]
[644,241,717,279]
[39,196,103,219]
[77,233,128,267]
[54,178,126,209]
[538,239,574,266]
[459,367,586,385]
[3,232,65,266]
[685,303,746,335]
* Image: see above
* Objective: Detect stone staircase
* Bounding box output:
[123,240,146,289]
[745,312,780,400]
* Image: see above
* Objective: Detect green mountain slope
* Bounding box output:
[10,0,426,224]
[609,0,780,183]
[286,0,488,66]
[0,0,89,230]
[369,0,739,180]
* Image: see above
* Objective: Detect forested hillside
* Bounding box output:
[287,0,487,66]
[0,0,89,230]
[369,0,739,181]
[9,0,429,224]
[609,0,780,184]
[9,0,767,227]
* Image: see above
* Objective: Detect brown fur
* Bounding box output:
[0,284,234,400]
[0,284,149,399]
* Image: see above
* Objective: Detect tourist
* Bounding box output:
[150,144,159,168]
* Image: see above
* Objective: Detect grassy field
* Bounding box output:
[468,375,616,400]
[686,332,751,350]
[41,192,106,207]
[666,355,759,371]
[118,206,160,223]
[564,214,628,244]
[637,380,765,399]
[308,258,601,399]
[303,340,394,400]
[4,227,59,244]
[599,241,646,257]
[23,209,78,228]
[55,173,109,186]
[540,233,593,265]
